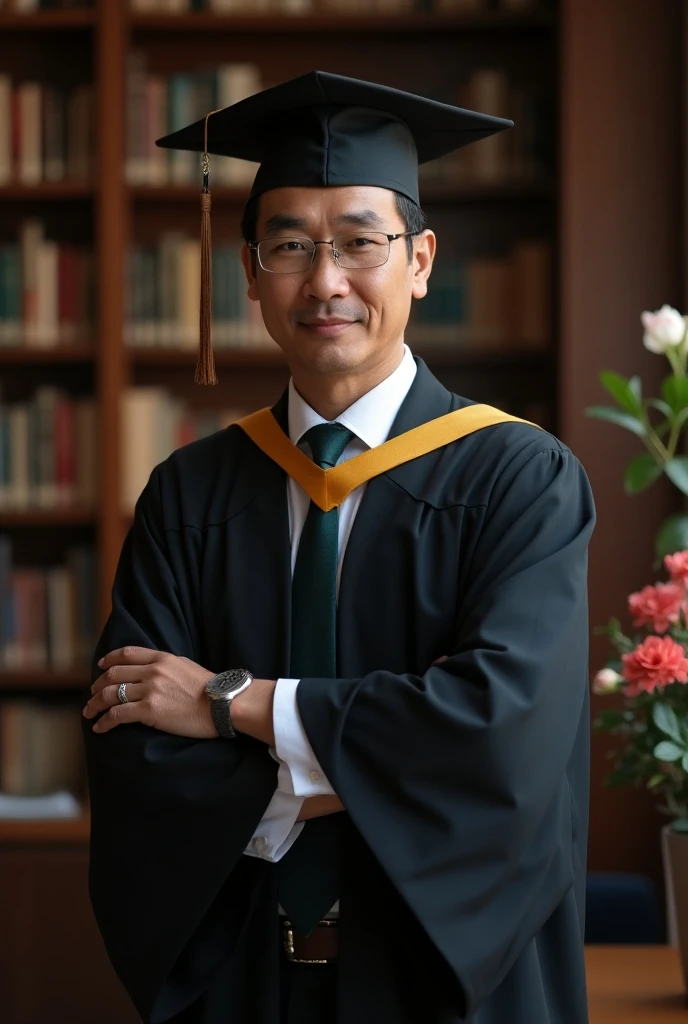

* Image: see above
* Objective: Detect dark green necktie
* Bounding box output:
[277,422,354,935]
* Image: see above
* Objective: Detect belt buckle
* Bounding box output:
[283,919,335,964]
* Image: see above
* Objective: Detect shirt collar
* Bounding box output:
[288,344,418,451]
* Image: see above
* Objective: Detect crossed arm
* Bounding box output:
[83,647,344,822]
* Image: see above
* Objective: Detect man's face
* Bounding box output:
[241,185,435,378]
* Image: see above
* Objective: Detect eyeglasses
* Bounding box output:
[247,231,420,274]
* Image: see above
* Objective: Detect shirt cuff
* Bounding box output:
[273,677,335,797]
[243,785,305,863]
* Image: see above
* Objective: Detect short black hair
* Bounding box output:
[241,190,426,264]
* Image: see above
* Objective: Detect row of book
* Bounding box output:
[0,1,92,10]
[0,539,97,669]
[125,233,551,351]
[122,389,247,510]
[127,236,269,349]
[0,389,98,510]
[0,79,94,187]
[0,699,85,800]
[128,0,540,12]
[0,221,95,348]
[127,57,261,188]
[408,240,552,348]
[126,57,549,188]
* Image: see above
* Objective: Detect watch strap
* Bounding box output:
[210,694,237,739]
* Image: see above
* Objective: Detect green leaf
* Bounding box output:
[654,740,684,761]
[664,457,688,496]
[655,513,688,562]
[662,375,688,415]
[672,818,688,834]
[648,773,666,789]
[653,702,684,743]
[585,406,646,437]
[624,454,663,494]
[647,398,673,418]
[599,371,643,414]
[594,709,626,730]
[628,375,643,407]
[682,753,688,773]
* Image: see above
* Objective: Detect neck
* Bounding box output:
[289,344,405,421]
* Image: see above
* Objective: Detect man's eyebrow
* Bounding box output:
[262,209,388,236]
[334,209,387,229]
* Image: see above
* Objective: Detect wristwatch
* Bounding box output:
[204,668,254,739]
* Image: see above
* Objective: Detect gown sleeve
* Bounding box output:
[81,463,278,1023]
[295,443,596,1019]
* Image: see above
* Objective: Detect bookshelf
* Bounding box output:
[0,0,560,1018]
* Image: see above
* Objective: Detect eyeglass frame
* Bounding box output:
[246,230,421,273]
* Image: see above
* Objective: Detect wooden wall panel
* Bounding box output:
[560,0,683,886]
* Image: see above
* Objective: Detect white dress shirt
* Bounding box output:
[243,343,417,866]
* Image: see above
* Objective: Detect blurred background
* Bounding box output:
[0,0,683,1020]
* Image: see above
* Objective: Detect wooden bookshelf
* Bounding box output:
[0,9,95,30]
[129,10,556,32]
[0,507,96,526]
[0,345,96,363]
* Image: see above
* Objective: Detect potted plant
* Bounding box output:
[588,303,688,980]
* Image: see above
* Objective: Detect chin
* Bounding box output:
[286,331,376,375]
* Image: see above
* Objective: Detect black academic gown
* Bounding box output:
[82,357,596,1024]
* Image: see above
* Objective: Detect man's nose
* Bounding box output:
[302,243,351,300]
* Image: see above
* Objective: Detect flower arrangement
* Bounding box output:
[593,550,688,832]
[585,304,688,565]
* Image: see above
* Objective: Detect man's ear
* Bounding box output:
[240,243,260,302]
[411,230,436,301]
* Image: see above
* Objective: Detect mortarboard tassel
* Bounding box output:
[196,110,221,385]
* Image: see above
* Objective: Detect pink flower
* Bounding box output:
[665,551,688,587]
[621,635,688,696]
[628,582,688,633]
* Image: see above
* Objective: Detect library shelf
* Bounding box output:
[0,507,96,527]
[130,180,554,205]
[128,346,286,368]
[0,182,94,201]
[0,810,90,844]
[129,11,555,34]
[0,9,95,30]
[0,345,96,363]
[0,668,91,690]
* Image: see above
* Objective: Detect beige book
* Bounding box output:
[464,69,511,183]
[0,701,31,795]
[35,241,59,348]
[178,239,201,349]
[215,64,262,187]
[146,76,168,186]
[46,567,73,669]
[121,387,167,513]
[17,82,42,185]
[0,75,11,185]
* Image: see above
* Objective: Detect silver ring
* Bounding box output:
[117,682,129,704]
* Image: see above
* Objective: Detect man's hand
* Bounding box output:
[297,795,344,822]
[84,646,219,738]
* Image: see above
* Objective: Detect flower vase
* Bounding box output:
[662,824,688,990]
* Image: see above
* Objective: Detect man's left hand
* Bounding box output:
[84,646,218,738]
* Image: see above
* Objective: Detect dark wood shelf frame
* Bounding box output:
[0,668,91,690]
[0,811,90,844]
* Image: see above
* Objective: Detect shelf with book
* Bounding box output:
[0,182,94,200]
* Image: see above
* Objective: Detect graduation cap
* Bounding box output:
[155,70,514,384]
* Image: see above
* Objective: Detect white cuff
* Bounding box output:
[273,677,335,797]
[243,784,305,863]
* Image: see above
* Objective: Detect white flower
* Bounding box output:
[593,668,624,694]
[641,305,687,354]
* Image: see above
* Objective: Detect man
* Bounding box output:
[82,71,596,1024]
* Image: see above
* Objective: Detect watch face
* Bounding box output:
[208,668,250,697]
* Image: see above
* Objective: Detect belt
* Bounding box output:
[283,918,339,963]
